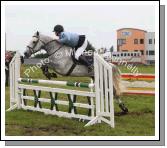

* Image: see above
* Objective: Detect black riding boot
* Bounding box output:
[78,55,93,73]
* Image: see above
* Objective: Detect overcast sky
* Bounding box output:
[5,5,155,54]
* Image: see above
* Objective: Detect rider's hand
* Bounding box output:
[55,39,60,43]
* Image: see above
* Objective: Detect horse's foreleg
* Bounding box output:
[41,65,57,80]
[41,65,51,79]
[5,69,9,86]
[50,72,57,78]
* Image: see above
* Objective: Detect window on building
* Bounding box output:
[134,50,138,52]
[121,53,123,56]
[117,39,126,45]
[146,51,148,55]
[149,51,155,55]
[154,39,155,44]
[149,61,155,65]
[117,39,121,46]
[140,39,144,44]
[140,50,144,55]
[124,53,127,56]
[127,53,130,56]
[131,53,133,56]
[134,53,136,56]
[122,39,126,44]
[117,54,119,57]
[122,50,128,52]
[149,39,152,44]
[134,39,138,44]
[112,54,116,57]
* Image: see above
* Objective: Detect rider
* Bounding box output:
[53,24,93,72]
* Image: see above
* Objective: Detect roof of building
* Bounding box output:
[117,28,147,32]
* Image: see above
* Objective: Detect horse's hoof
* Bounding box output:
[51,73,57,78]
[123,107,128,113]
[119,103,128,113]
[122,107,128,114]
[46,74,51,80]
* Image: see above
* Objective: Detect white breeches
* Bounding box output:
[75,39,88,60]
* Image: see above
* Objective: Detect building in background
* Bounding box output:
[145,32,155,64]
[113,28,155,65]
[117,28,146,55]
[111,51,142,64]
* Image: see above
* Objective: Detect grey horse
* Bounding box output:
[24,31,128,114]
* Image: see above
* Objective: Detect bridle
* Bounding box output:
[26,35,63,56]
[26,35,46,54]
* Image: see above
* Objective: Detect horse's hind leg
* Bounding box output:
[113,87,128,114]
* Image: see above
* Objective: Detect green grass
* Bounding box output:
[5,65,155,136]
[5,86,155,136]
[118,65,155,74]
[21,65,90,82]
[22,64,155,78]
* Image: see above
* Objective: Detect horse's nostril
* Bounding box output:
[20,56,24,64]
[24,52,28,58]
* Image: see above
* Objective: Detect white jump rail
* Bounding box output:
[7,51,114,128]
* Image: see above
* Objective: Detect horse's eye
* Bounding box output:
[33,41,36,44]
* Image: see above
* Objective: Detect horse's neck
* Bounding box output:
[44,39,72,57]
[41,35,61,55]
[44,40,61,55]
[41,35,73,63]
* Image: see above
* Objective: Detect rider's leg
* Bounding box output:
[78,55,93,73]
[75,39,88,60]
[78,55,91,67]
[75,40,93,72]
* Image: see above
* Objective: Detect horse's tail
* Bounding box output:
[110,63,123,96]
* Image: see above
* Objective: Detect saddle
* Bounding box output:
[71,53,94,65]
[71,40,95,65]
[65,51,94,76]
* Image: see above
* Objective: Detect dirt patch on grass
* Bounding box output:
[115,111,154,116]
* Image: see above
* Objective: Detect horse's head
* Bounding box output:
[24,31,45,58]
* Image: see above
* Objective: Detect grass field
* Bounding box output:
[118,65,155,74]
[5,65,155,136]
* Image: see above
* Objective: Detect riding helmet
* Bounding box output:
[53,25,64,33]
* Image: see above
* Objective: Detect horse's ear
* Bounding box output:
[36,31,39,36]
